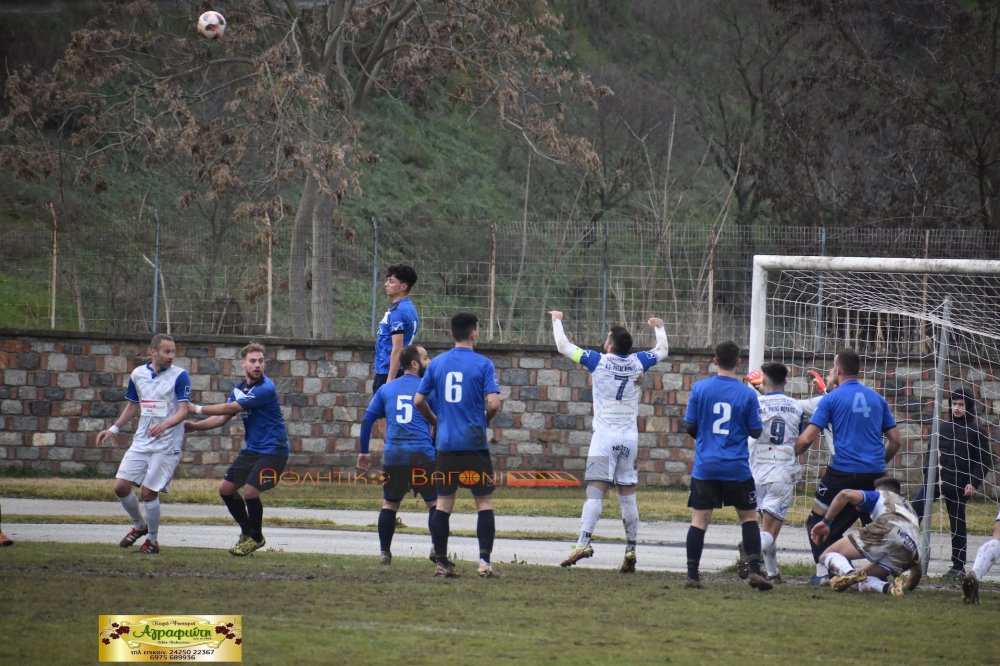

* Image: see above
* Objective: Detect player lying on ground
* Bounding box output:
[809,476,921,596]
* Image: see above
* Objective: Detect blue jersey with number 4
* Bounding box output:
[809,379,896,473]
[417,347,500,453]
[365,374,436,466]
[684,375,762,481]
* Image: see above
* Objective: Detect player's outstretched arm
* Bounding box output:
[96,401,140,444]
[550,310,583,361]
[810,488,864,544]
[795,423,821,456]
[148,401,190,439]
[647,317,669,361]
[184,413,233,432]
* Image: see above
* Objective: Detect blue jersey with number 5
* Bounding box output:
[809,379,896,473]
[684,375,762,481]
[417,347,500,453]
[366,374,435,466]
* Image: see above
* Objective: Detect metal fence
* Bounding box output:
[3,215,1000,347]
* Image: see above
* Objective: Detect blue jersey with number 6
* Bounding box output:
[685,375,762,481]
[809,379,896,473]
[366,374,435,466]
[417,347,500,453]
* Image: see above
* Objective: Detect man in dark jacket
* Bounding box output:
[911,388,991,578]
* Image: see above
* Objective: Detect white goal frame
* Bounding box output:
[749,255,1000,574]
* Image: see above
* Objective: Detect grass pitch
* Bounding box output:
[1,542,994,665]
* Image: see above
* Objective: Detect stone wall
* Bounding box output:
[1,330,998,490]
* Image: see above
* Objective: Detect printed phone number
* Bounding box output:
[146,649,217,660]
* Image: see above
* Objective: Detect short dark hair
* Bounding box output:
[387,264,417,291]
[150,333,174,350]
[874,476,902,494]
[609,326,633,355]
[836,348,861,376]
[451,312,479,342]
[714,341,740,370]
[761,361,788,386]
[399,344,423,371]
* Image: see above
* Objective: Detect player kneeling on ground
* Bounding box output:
[809,476,921,596]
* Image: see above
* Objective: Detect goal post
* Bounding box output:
[749,255,1000,573]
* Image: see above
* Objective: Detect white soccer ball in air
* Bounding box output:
[197,11,227,40]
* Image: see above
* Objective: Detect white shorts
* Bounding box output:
[115,447,181,493]
[584,430,639,486]
[755,482,794,522]
[848,515,920,576]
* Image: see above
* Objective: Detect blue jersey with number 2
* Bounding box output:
[809,379,896,473]
[684,375,762,481]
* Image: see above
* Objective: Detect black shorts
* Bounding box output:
[383,459,438,503]
[435,450,496,498]
[372,368,405,394]
[814,468,883,509]
[688,477,757,511]
[223,452,288,492]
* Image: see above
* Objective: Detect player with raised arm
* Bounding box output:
[551,311,669,572]
[739,363,828,582]
[415,312,501,578]
[809,476,921,596]
[185,343,289,557]
[97,334,191,555]
[682,341,771,591]
[795,348,901,585]
[357,344,437,565]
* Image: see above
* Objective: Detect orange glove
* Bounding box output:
[807,369,827,394]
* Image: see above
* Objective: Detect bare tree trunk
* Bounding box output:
[290,175,317,338]
[311,191,335,339]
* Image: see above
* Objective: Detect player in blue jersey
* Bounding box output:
[809,476,921,596]
[98,334,191,555]
[415,312,501,578]
[357,344,438,565]
[373,264,419,393]
[795,348,901,584]
[551,310,669,573]
[681,341,771,590]
[186,343,290,557]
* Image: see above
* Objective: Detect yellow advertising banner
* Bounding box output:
[98,615,242,662]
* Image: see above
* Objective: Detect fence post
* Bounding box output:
[370,215,380,336]
[600,220,609,334]
[152,207,160,333]
[488,221,496,342]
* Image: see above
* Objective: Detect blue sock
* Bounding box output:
[378,508,397,552]
[431,510,451,561]
[477,510,495,563]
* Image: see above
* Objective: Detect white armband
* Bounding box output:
[193,404,203,415]
[109,424,120,434]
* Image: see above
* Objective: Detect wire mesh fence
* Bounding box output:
[3,215,1000,346]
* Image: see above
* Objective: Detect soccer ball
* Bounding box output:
[197,11,226,40]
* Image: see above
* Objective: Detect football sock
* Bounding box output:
[618,492,639,544]
[143,498,160,543]
[477,510,495,564]
[686,526,706,580]
[431,510,451,561]
[806,512,826,562]
[221,493,249,534]
[760,531,778,575]
[378,508,397,552]
[427,506,436,534]
[858,576,884,593]
[245,497,264,541]
[118,492,145,530]
[822,551,852,576]
[577,486,604,547]
[741,520,764,575]
[972,538,1000,580]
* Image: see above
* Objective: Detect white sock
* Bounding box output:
[578,498,603,547]
[760,532,777,575]
[823,552,852,576]
[618,493,639,545]
[118,492,145,530]
[857,576,884,593]
[143,499,161,543]
[815,562,829,577]
[973,538,1000,580]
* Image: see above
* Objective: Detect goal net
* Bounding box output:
[749,256,1000,570]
